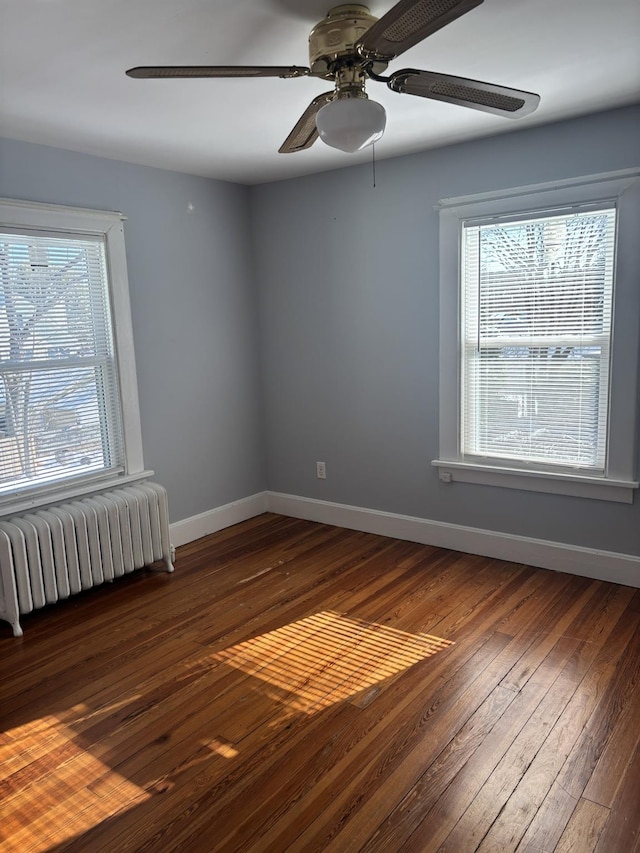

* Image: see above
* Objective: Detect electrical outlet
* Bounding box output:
[316,461,326,479]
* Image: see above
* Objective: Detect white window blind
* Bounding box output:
[0,229,124,496]
[460,205,616,471]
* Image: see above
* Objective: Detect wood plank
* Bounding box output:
[1,514,638,853]
[554,619,640,801]
[581,673,640,808]
[171,573,576,849]
[593,736,640,853]
[292,574,589,852]
[372,588,638,852]
[439,602,640,852]
[216,634,514,853]
[515,781,578,853]
[555,798,609,852]
[361,641,584,851]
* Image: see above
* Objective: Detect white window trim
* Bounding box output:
[0,197,150,515]
[432,168,640,503]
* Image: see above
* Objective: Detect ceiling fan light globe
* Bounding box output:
[316,97,386,153]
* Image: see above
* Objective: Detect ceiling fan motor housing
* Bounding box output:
[309,5,388,79]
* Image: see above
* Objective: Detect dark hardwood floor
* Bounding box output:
[1,513,639,852]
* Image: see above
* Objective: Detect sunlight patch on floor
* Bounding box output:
[203,736,239,759]
[212,610,454,713]
[0,718,150,853]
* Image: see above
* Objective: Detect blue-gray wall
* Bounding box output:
[1,105,639,557]
[0,138,266,522]
[251,105,640,556]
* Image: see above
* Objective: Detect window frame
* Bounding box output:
[432,169,640,503]
[0,198,149,515]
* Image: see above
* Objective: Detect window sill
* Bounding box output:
[0,470,156,518]
[431,460,638,503]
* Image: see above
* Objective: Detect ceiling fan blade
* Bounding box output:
[388,69,540,117]
[126,65,311,79]
[357,0,484,61]
[279,92,334,154]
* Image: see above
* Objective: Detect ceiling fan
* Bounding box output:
[126,0,540,154]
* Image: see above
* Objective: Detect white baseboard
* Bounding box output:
[170,491,268,547]
[169,489,639,588]
[266,491,640,589]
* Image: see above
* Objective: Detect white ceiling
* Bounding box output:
[1,0,639,185]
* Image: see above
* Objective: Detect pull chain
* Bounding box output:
[372,142,376,188]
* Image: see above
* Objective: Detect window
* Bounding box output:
[434,170,640,503]
[0,199,146,510]
[462,205,615,470]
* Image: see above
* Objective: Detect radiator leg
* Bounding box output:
[11,620,23,638]
[148,552,174,573]
[162,543,175,573]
